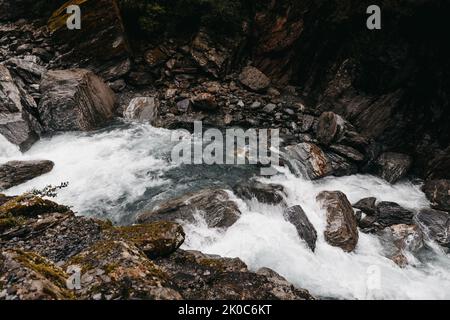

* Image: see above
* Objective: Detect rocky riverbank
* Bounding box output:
[1,0,449,300]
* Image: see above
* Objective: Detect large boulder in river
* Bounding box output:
[136,189,241,229]
[38,69,117,132]
[283,142,332,180]
[283,205,317,251]
[416,208,450,248]
[0,64,39,151]
[373,152,412,184]
[233,180,286,205]
[422,179,450,212]
[0,160,54,190]
[316,191,359,252]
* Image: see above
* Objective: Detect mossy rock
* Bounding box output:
[0,195,70,218]
[113,221,185,258]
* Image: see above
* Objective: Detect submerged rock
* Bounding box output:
[38,69,117,132]
[0,160,54,190]
[423,179,450,212]
[136,189,241,229]
[416,208,450,248]
[316,191,359,252]
[374,152,412,184]
[154,249,313,300]
[283,205,317,251]
[233,180,286,205]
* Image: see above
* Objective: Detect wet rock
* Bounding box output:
[329,144,365,163]
[0,160,54,190]
[316,112,346,146]
[326,152,358,177]
[316,191,359,252]
[422,179,450,212]
[136,189,241,229]
[0,249,73,300]
[239,66,271,92]
[374,152,412,184]
[38,69,117,132]
[283,205,317,251]
[416,208,450,248]
[233,180,286,205]
[379,224,424,267]
[283,143,332,180]
[353,197,377,216]
[124,97,159,124]
[64,240,181,300]
[113,222,185,258]
[376,201,414,228]
[0,64,39,151]
[155,250,313,300]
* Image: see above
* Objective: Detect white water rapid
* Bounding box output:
[1,123,449,300]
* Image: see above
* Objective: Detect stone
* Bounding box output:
[4,57,46,84]
[38,69,117,132]
[108,79,126,92]
[416,208,450,248]
[154,250,313,300]
[263,103,277,113]
[374,152,412,184]
[144,47,168,67]
[316,191,359,252]
[176,99,191,113]
[113,221,185,258]
[136,189,241,229]
[0,160,54,190]
[298,114,315,133]
[190,31,229,78]
[233,180,286,205]
[239,66,271,92]
[283,143,332,180]
[316,111,346,146]
[0,64,39,151]
[422,179,450,212]
[353,197,377,216]
[283,205,317,251]
[326,152,358,177]
[376,201,414,228]
[329,144,365,163]
[192,92,217,111]
[379,224,424,267]
[124,97,159,124]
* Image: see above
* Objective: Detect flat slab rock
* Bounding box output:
[136,188,241,229]
[0,160,54,190]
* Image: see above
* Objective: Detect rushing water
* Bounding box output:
[1,122,450,299]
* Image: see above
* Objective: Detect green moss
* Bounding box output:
[0,195,69,218]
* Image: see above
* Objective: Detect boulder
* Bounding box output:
[374,152,412,184]
[379,224,424,267]
[316,111,346,146]
[423,179,450,212]
[0,195,69,219]
[416,208,450,248]
[376,201,414,228]
[38,69,117,132]
[316,191,359,252]
[283,205,317,251]
[136,189,241,229]
[0,160,54,190]
[113,222,185,258]
[63,240,181,300]
[154,249,313,300]
[0,249,73,300]
[4,57,46,85]
[353,197,377,216]
[233,180,286,205]
[123,97,159,124]
[0,64,39,151]
[239,66,271,92]
[283,143,332,180]
[326,152,358,177]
